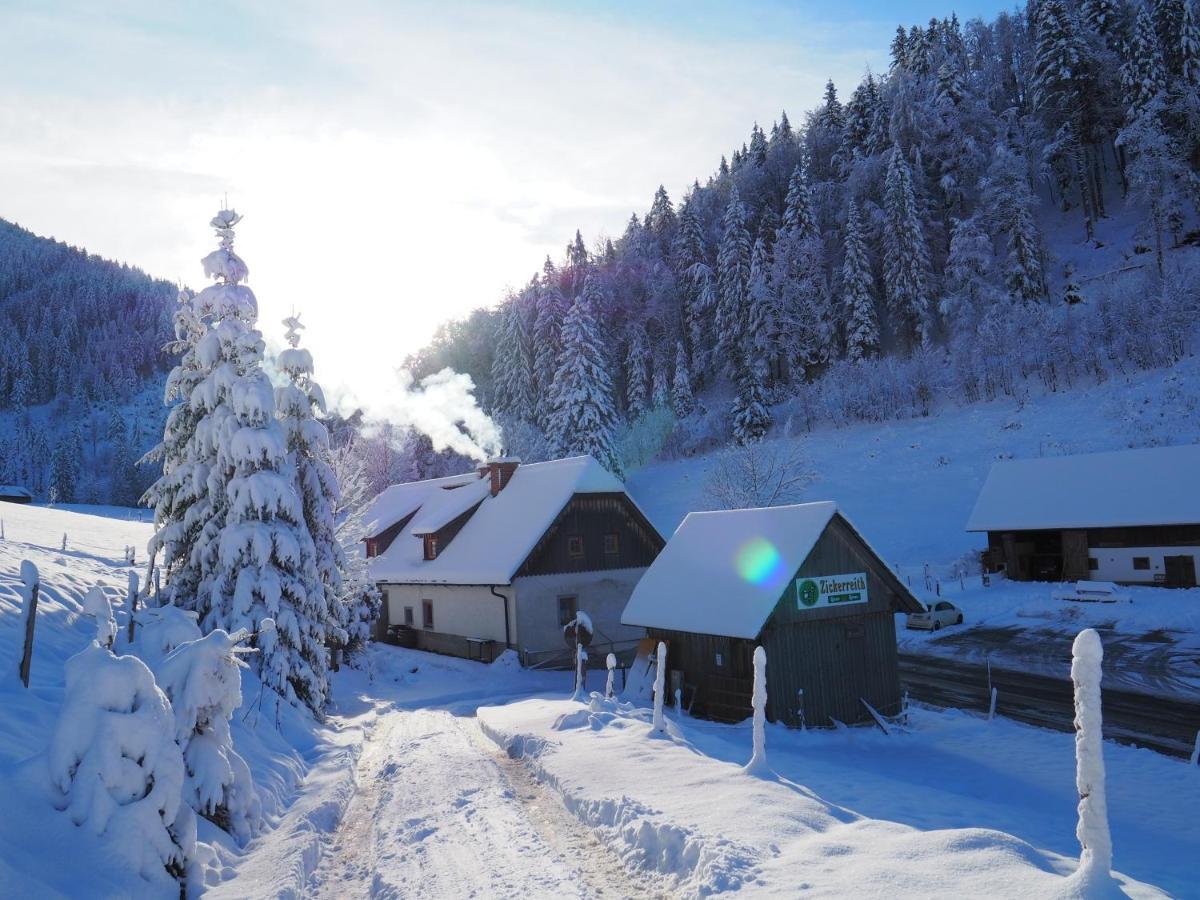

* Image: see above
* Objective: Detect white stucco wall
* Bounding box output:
[513,568,648,655]
[384,583,514,645]
[1088,546,1200,584]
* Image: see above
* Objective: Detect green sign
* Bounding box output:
[795,572,869,610]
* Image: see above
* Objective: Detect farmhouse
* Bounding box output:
[0,485,32,504]
[621,502,922,727]
[967,445,1200,587]
[364,456,664,663]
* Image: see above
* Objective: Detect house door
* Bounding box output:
[1164,555,1197,588]
[1062,530,1089,581]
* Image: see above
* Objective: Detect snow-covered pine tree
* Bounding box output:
[747,235,777,379]
[671,341,695,418]
[548,273,622,475]
[674,200,714,380]
[191,210,331,714]
[154,629,262,845]
[532,259,567,427]
[883,146,934,349]
[716,186,751,374]
[490,297,534,421]
[730,349,771,444]
[841,200,880,362]
[276,313,348,655]
[780,164,816,239]
[1123,6,1168,120]
[1181,1,1200,86]
[48,642,194,889]
[651,360,670,409]
[940,214,996,342]
[1154,0,1188,79]
[981,145,1047,303]
[771,163,832,379]
[1006,203,1045,304]
[625,323,650,420]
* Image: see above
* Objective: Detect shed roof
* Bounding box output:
[367,455,631,585]
[966,444,1200,532]
[621,502,914,639]
[0,485,32,499]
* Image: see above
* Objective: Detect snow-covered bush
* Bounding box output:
[82,585,116,648]
[704,439,815,510]
[155,629,262,844]
[128,603,203,670]
[47,642,194,890]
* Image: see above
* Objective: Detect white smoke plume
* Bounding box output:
[367,367,502,462]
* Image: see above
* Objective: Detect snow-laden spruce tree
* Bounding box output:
[671,341,695,418]
[716,186,751,374]
[155,629,262,845]
[772,164,832,379]
[532,260,567,427]
[328,440,382,653]
[625,323,650,420]
[191,210,330,714]
[883,146,933,350]
[1122,6,1168,121]
[841,200,880,362]
[491,297,534,422]
[48,642,195,890]
[276,313,349,656]
[144,286,217,611]
[731,349,771,444]
[549,273,622,475]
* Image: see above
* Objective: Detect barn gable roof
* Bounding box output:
[367,455,635,585]
[966,444,1200,532]
[621,502,917,639]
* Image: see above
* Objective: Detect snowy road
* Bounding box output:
[308,702,664,899]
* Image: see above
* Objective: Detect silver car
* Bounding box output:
[906,600,964,631]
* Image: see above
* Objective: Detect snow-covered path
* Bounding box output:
[308,700,661,899]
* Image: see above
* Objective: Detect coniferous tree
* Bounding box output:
[730,350,771,444]
[841,200,880,362]
[190,210,331,714]
[883,146,933,349]
[490,298,534,421]
[941,215,997,342]
[144,286,216,607]
[532,259,567,427]
[716,186,752,374]
[549,274,622,475]
[1124,6,1169,120]
[276,314,350,655]
[625,323,650,420]
[671,341,695,418]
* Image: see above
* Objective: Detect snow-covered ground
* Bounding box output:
[627,353,1200,696]
[0,503,366,897]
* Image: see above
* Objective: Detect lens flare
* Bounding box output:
[735,537,784,586]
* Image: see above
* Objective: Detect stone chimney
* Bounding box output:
[483,457,520,496]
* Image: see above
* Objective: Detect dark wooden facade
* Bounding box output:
[985,523,1200,585]
[649,515,920,728]
[516,493,664,577]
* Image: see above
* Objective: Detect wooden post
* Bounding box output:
[19,563,39,688]
[126,570,139,645]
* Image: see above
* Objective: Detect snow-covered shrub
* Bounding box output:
[155,629,262,844]
[47,642,194,889]
[704,439,814,510]
[129,603,203,670]
[617,406,677,473]
[82,585,116,648]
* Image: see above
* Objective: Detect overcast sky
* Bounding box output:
[0,0,1008,416]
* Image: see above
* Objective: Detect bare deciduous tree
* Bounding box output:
[703,439,815,510]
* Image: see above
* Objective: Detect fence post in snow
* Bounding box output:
[571,641,588,701]
[652,642,666,733]
[744,646,768,775]
[18,561,39,688]
[126,570,139,645]
[1070,628,1113,884]
[61,533,67,552]
[988,687,998,721]
[605,652,616,700]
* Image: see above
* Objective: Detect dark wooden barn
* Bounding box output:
[621,502,922,727]
[967,446,1200,587]
[0,485,33,504]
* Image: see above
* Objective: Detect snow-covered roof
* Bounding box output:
[368,456,628,585]
[622,502,841,639]
[966,444,1200,532]
[0,485,32,498]
[361,472,480,538]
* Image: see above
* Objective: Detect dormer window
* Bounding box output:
[424,534,439,560]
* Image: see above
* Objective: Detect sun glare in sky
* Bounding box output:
[0,0,1009,418]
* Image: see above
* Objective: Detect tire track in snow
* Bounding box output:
[309,707,664,899]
